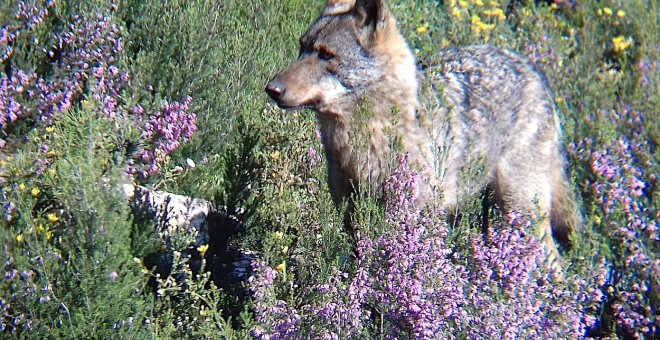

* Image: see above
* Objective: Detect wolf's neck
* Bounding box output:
[369,19,421,123]
[317,45,422,201]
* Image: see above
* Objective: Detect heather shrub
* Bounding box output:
[0,0,205,337]
[121,0,315,188]
[556,2,658,337]
[247,155,607,339]
[569,109,658,336]
[1,0,657,338]
[0,1,196,178]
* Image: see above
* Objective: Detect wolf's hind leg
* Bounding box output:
[493,162,563,268]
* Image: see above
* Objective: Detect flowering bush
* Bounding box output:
[0,1,200,337]
[248,155,605,339]
[248,261,301,339]
[570,108,658,337]
[1,1,196,179]
[129,97,197,178]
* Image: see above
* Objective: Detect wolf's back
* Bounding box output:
[425,45,559,155]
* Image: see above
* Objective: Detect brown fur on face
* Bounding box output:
[266,0,582,267]
[266,0,417,116]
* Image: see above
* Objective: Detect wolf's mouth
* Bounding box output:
[271,100,299,110]
[269,97,320,111]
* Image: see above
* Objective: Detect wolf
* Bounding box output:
[265,0,581,265]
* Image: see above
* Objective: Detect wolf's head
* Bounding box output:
[265,0,418,117]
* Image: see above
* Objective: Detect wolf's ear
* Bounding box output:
[322,0,385,27]
[351,0,386,28]
[322,0,357,16]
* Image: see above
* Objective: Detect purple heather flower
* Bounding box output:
[130,96,196,178]
[248,261,301,339]
[3,1,197,177]
[5,269,18,280]
[569,108,657,337]
[306,146,321,167]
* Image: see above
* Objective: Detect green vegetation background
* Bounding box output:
[0,0,657,338]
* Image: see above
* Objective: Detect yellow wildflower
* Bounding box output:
[594,215,601,225]
[276,262,286,271]
[269,150,280,160]
[473,0,484,6]
[273,231,284,240]
[520,7,531,17]
[616,10,625,17]
[440,38,450,48]
[612,35,632,52]
[37,224,45,232]
[484,8,505,20]
[16,234,24,242]
[452,7,461,17]
[494,8,505,20]
[18,183,26,191]
[416,24,428,34]
[602,7,612,16]
[281,245,289,254]
[458,0,468,7]
[550,2,559,10]
[197,244,209,254]
[46,231,53,240]
[31,187,41,196]
[473,19,495,35]
[45,126,55,133]
[47,213,59,222]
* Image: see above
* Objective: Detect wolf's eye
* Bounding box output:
[318,48,334,61]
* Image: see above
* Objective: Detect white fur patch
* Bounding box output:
[318,76,350,102]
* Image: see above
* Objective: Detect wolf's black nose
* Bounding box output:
[265,80,285,100]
